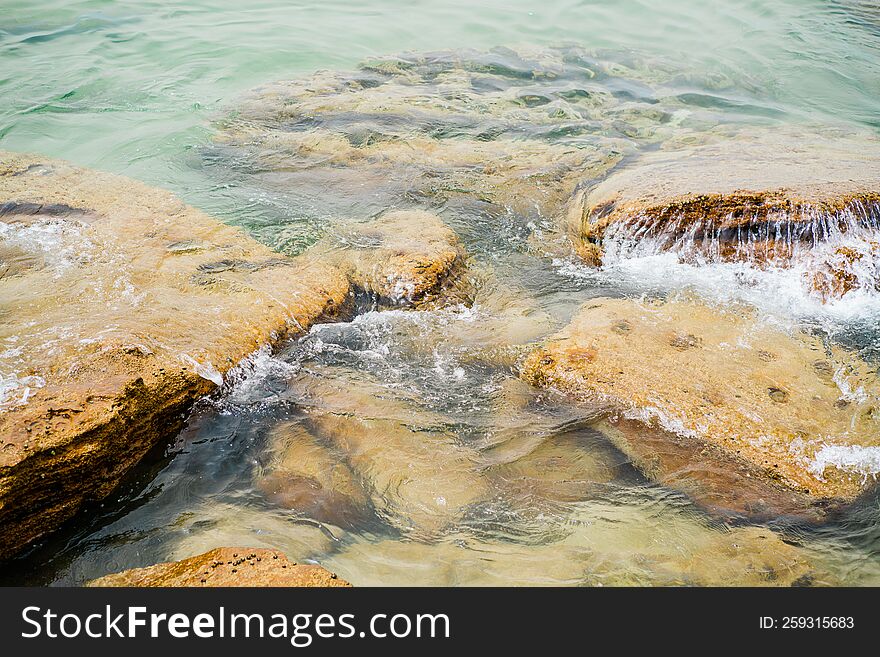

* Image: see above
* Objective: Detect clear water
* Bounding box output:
[2,0,880,585]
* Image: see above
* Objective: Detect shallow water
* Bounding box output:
[2,1,880,585]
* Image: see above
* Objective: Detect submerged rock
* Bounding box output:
[87,547,350,587]
[326,508,825,586]
[210,46,746,236]
[291,370,487,535]
[520,296,880,512]
[257,421,372,528]
[0,152,469,560]
[568,129,880,275]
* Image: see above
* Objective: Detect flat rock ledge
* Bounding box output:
[566,129,880,267]
[0,151,465,560]
[87,547,351,587]
[520,296,880,520]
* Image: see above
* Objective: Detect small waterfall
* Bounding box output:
[599,198,880,301]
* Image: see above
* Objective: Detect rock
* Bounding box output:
[558,502,824,586]
[292,370,488,535]
[212,47,687,227]
[596,417,829,522]
[568,128,880,266]
[0,151,469,560]
[487,429,624,504]
[161,502,337,562]
[87,547,350,587]
[807,239,880,301]
[307,210,466,308]
[0,152,353,560]
[325,509,826,586]
[520,296,880,510]
[257,421,371,527]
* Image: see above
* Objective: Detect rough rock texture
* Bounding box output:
[567,129,880,266]
[87,547,350,587]
[0,152,467,560]
[308,210,467,308]
[521,296,880,508]
[808,240,880,301]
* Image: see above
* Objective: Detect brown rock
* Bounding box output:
[0,152,470,560]
[567,129,880,266]
[87,547,350,587]
[293,370,487,535]
[308,210,466,308]
[520,296,880,510]
[257,422,371,527]
[808,241,880,301]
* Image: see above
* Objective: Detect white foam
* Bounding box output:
[0,218,94,277]
[809,444,880,483]
[220,345,299,403]
[179,353,224,387]
[0,372,46,411]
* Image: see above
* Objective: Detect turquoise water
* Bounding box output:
[3,1,880,586]
[2,0,879,220]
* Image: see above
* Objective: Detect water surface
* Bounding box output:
[2,0,880,585]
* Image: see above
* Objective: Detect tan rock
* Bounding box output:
[0,152,354,560]
[326,513,824,586]
[487,430,622,504]
[293,370,487,535]
[216,49,633,222]
[87,547,350,587]
[257,421,371,527]
[568,129,880,266]
[0,152,470,560]
[520,296,880,507]
[163,502,337,561]
[307,210,466,308]
[596,417,828,522]
[558,504,824,586]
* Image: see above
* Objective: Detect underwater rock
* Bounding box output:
[326,508,824,586]
[87,547,349,587]
[520,296,880,509]
[487,429,624,504]
[0,152,345,560]
[257,421,371,528]
[213,47,709,227]
[596,417,828,522]
[307,209,467,308]
[292,370,488,535]
[568,128,880,268]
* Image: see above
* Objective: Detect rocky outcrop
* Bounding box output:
[307,210,468,308]
[566,129,880,268]
[520,296,880,515]
[87,547,350,587]
[0,152,468,560]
